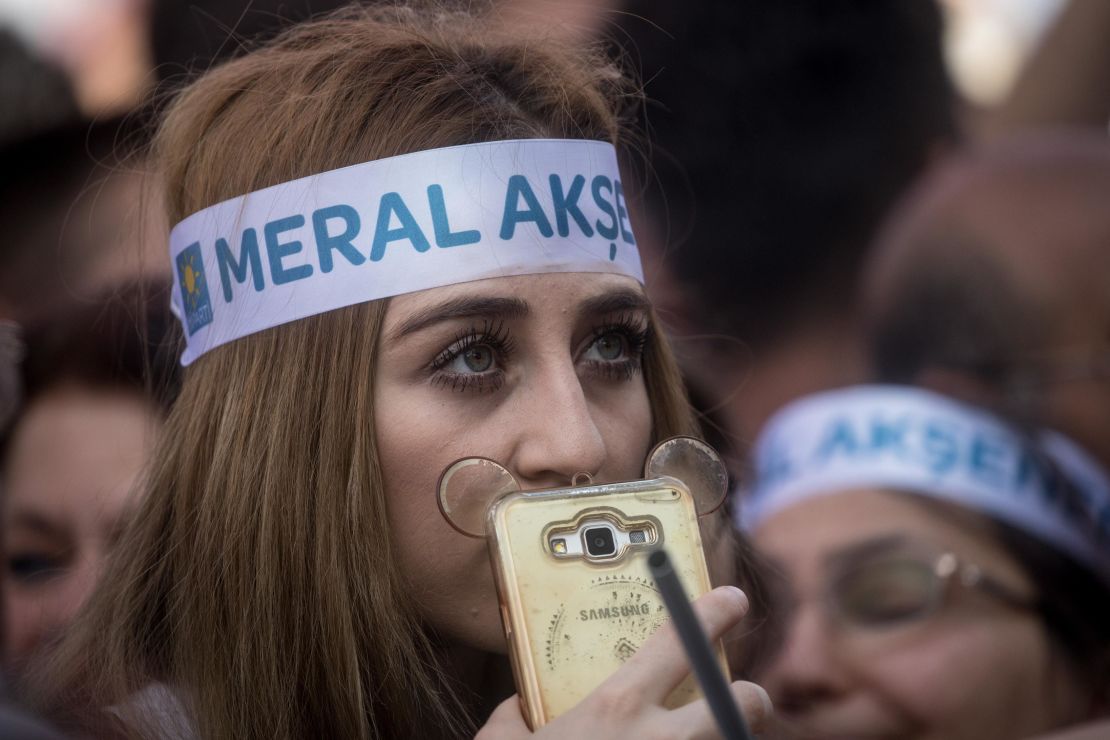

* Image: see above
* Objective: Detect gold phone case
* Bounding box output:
[487,477,727,728]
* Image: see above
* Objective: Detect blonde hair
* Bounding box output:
[35,5,697,738]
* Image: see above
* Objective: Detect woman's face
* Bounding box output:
[373,272,654,651]
[753,489,1080,740]
[2,384,155,672]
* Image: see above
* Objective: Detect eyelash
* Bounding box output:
[7,552,67,585]
[427,315,651,394]
[429,319,514,393]
[580,314,651,382]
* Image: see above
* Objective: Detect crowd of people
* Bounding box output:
[0,1,1106,738]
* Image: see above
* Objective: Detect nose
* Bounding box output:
[761,602,852,716]
[510,360,607,488]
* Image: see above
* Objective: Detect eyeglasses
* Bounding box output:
[770,548,1038,631]
[832,550,1038,628]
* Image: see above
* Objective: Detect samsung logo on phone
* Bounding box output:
[579,603,652,621]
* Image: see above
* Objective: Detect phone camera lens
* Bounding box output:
[583,526,617,557]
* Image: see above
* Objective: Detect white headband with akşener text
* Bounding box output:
[738,385,1110,580]
[169,139,643,365]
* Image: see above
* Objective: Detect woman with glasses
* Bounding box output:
[738,384,1110,740]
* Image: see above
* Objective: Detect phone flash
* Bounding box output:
[551,538,568,554]
[629,530,647,544]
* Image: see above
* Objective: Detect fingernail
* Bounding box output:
[722,585,749,614]
[739,681,773,725]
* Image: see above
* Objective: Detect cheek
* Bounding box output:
[385,485,501,643]
[593,380,654,477]
[375,397,507,650]
[3,576,78,667]
[372,368,655,650]
[861,618,1058,737]
[3,585,44,665]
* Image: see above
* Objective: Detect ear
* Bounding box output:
[437,457,520,538]
[644,436,728,515]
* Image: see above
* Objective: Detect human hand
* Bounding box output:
[476,586,772,739]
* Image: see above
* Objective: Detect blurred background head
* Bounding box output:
[0,117,163,327]
[627,0,958,336]
[739,385,1110,740]
[0,27,78,149]
[865,132,1110,469]
[0,282,179,683]
[618,0,959,450]
[149,0,355,88]
[611,0,1110,469]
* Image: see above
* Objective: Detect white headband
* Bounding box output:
[169,139,643,365]
[739,385,1110,579]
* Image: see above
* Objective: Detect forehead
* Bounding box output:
[3,386,153,526]
[755,490,937,552]
[753,488,1028,585]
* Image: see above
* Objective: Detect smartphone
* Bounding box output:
[487,476,727,728]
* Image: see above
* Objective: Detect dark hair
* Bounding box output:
[618,0,958,346]
[0,28,78,148]
[0,116,149,323]
[864,133,1110,450]
[908,494,1110,714]
[8,280,182,425]
[148,0,357,88]
[868,240,1046,385]
[994,519,1110,712]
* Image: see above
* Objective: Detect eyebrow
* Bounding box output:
[827,533,910,570]
[575,288,652,321]
[390,287,652,342]
[391,296,531,340]
[7,510,67,539]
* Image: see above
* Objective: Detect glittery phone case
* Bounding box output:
[486,477,726,728]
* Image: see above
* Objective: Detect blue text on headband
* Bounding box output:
[739,385,1110,580]
[169,139,643,365]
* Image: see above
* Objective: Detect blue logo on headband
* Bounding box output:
[176,242,214,335]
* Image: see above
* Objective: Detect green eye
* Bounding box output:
[593,332,626,361]
[461,345,494,372]
[599,335,626,359]
[835,558,939,627]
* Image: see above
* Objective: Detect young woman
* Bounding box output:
[35,6,768,738]
[740,385,1110,740]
